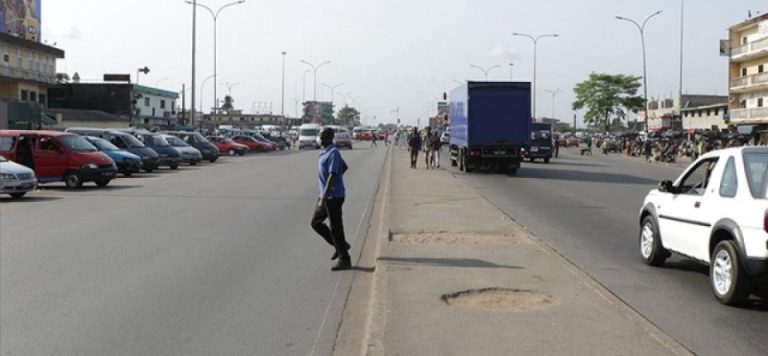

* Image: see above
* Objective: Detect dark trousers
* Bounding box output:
[311,198,349,259]
[410,149,419,168]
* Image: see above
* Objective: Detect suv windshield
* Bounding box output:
[147,135,170,147]
[59,135,99,152]
[166,136,188,147]
[300,129,319,137]
[89,137,119,151]
[123,134,146,148]
[744,152,768,199]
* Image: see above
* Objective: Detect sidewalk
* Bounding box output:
[359,150,692,356]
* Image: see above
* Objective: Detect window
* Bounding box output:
[20,90,28,101]
[677,158,719,196]
[744,152,768,199]
[759,98,764,107]
[743,37,748,45]
[719,157,738,198]
[3,54,8,63]
[29,91,36,102]
[714,109,719,116]
[39,93,46,105]
[760,64,765,73]
[160,99,166,109]
[706,109,711,116]
[38,137,62,153]
[144,97,150,107]
[0,136,15,151]
[740,100,747,108]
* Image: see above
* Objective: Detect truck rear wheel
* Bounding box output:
[544,157,550,164]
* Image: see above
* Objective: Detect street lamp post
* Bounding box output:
[469,64,501,81]
[616,10,663,132]
[300,60,331,102]
[322,83,344,109]
[302,69,310,103]
[281,51,286,125]
[155,77,170,87]
[200,74,215,114]
[136,66,150,85]
[186,0,246,117]
[512,32,559,120]
[509,62,514,81]
[544,89,561,119]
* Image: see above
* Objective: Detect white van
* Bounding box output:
[298,123,322,149]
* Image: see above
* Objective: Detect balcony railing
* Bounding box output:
[730,72,768,89]
[730,107,768,121]
[731,37,768,59]
[0,64,56,84]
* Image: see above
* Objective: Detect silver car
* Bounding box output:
[0,156,37,198]
[162,134,203,166]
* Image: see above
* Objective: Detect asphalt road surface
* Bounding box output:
[0,144,386,356]
[452,148,768,356]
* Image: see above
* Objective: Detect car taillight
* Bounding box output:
[468,150,478,157]
[764,210,768,233]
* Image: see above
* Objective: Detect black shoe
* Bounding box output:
[331,258,352,271]
[331,243,351,260]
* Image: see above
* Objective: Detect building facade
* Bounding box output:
[0,32,64,128]
[728,13,768,133]
[681,103,729,131]
[640,95,727,131]
[48,82,178,129]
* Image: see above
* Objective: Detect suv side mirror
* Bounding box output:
[659,180,675,194]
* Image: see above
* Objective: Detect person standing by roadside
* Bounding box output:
[423,127,433,169]
[431,130,442,168]
[311,128,351,271]
[644,138,652,162]
[408,127,421,168]
[554,136,560,158]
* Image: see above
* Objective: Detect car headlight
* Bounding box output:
[83,163,98,170]
[0,173,16,180]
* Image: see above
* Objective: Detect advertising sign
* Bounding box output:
[0,0,41,42]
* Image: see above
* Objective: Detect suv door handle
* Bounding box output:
[694,201,701,208]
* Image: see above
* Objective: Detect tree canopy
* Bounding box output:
[572,73,644,131]
[336,105,360,126]
[221,95,234,113]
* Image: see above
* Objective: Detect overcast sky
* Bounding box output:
[44,0,764,127]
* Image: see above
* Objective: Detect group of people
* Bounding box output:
[397,127,443,169]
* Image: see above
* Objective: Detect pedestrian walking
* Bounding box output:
[554,138,560,158]
[423,127,433,169]
[371,132,378,147]
[408,127,421,168]
[311,128,351,271]
[431,131,441,168]
[644,139,652,162]
[601,139,609,155]
[384,131,389,146]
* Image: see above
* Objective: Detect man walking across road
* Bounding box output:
[311,128,351,271]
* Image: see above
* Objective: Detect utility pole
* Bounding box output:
[509,62,514,81]
[281,51,287,123]
[191,0,197,127]
[181,83,186,125]
[679,0,684,110]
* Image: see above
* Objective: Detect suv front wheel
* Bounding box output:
[639,216,668,266]
[711,240,753,306]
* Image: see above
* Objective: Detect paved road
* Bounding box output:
[450,148,767,356]
[0,144,386,356]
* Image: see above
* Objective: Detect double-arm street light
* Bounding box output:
[300,60,331,102]
[512,32,559,120]
[616,10,663,131]
[186,0,246,115]
[200,74,215,113]
[544,88,561,119]
[470,64,501,81]
[323,83,344,107]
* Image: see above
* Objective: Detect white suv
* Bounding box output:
[638,147,768,305]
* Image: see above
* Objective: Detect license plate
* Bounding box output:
[20,183,34,189]
[101,171,115,177]
[530,147,539,152]
[493,150,505,155]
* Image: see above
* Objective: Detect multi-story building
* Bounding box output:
[0,32,64,128]
[48,82,179,128]
[681,103,729,131]
[201,111,285,129]
[728,13,768,140]
[639,95,727,131]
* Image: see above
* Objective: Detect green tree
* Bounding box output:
[221,95,234,113]
[336,105,360,126]
[572,73,644,132]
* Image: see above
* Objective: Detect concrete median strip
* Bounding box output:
[333,148,693,356]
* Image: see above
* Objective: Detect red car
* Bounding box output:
[0,130,117,188]
[231,135,272,152]
[567,136,580,147]
[207,136,249,156]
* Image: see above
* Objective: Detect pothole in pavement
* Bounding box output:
[390,232,524,246]
[441,288,558,312]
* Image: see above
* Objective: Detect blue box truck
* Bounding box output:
[448,81,531,175]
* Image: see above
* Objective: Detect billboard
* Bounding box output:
[0,0,41,42]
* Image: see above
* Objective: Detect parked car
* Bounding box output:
[162,134,202,165]
[84,136,142,176]
[118,129,180,169]
[0,130,117,188]
[638,147,768,306]
[263,134,289,150]
[66,128,160,172]
[165,131,219,162]
[231,135,272,152]
[0,155,37,198]
[207,136,249,156]
[567,135,580,147]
